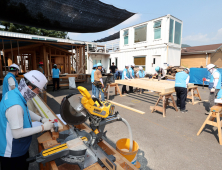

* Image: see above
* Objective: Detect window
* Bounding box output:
[123,29,129,45]
[109,58,111,67]
[134,56,146,70]
[169,19,174,43]
[174,21,182,44]
[154,20,161,39]
[93,59,101,66]
[134,25,147,43]
[115,58,118,67]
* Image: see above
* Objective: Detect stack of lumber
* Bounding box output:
[166,66,186,76]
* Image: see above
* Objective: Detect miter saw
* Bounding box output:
[27,86,134,170]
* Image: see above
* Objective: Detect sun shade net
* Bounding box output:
[0,0,135,33]
[94,31,120,42]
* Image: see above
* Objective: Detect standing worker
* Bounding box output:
[52,64,60,91]
[0,70,54,170]
[203,64,221,115]
[122,64,130,94]
[38,61,44,75]
[129,63,135,93]
[136,66,145,93]
[2,63,20,97]
[109,62,118,74]
[155,66,166,80]
[175,68,190,113]
[91,64,97,97]
[94,63,105,101]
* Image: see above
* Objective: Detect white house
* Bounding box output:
[98,14,183,74]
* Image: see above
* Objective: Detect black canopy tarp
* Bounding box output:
[0,0,135,33]
[94,31,120,42]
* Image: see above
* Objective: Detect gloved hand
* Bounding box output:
[211,88,215,92]
[42,121,54,131]
[41,118,50,123]
[203,78,207,81]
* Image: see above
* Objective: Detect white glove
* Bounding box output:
[211,88,215,92]
[41,118,49,123]
[43,121,54,131]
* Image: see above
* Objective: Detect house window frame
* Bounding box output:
[134,24,147,43]
[153,20,162,40]
[169,19,174,43]
[123,29,129,45]
[134,56,146,71]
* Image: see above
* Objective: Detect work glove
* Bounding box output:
[43,121,54,131]
[211,88,215,92]
[203,78,207,81]
[41,118,50,123]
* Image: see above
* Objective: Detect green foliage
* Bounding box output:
[0,21,68,39]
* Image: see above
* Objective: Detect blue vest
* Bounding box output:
[52,68,60,78]
[217,89,222,99]
[2,72,18,97]
[129,68,134,78]
[0,88,32,157]
[39,66,44,74]
[91,69,96,83]
[122,68,130,80]
[175,72,189,88]
[209,70,221,89]
[138,70,145,78]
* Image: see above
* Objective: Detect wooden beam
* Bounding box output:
[50,54,66,57]
[49,47,52,76]
[43,46,48,77]
[68,55,71,74]
[4,43,42,53]
[33,51,37,70]
[10,40,14,63]
[0,51,3,78]
[2,40,6,74]
[45,44,74,55]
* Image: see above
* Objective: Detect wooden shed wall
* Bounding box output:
[211,52,222,67]
[181,54,208,68]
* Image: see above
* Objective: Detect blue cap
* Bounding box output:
[155,66,160,72]
[97,63,102,67]
[93,64,97,68]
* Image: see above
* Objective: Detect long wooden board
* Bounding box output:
[115,79,195,94]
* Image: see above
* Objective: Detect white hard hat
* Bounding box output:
[184,68,190,73]
[125,64,129,67]
[131,63,135,67]
[139,66,143,70]
[54,64,57,66]
[24,70,48,90]
[9,63,19,71]
[207,64,215,71]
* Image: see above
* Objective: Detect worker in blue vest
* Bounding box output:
[91,64,97,97]
[52,64,60,91]
[175,68,190,113]
[129,63,135,93]
[203,64,221,115]
[38,61,44,75]
[2,63,20,97]
[0,70,54,170]
[155,66,166,81]
[122,64,130,94]
[136,66,146,93]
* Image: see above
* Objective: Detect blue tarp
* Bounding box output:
[189,68,222,86]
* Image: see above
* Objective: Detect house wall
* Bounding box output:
[87,54,109,74]
[211,52,222,67]
[181,54,210,68]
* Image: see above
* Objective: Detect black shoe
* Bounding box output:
[181,110,188,113]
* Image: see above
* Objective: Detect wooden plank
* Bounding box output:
[4,43,42,53]
[108,100,145,114]
[33,51,37,70]
[37,131,52,144]
[58,164,80,170]
[45,44,73,55]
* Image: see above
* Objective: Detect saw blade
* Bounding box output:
[60,93,88,125]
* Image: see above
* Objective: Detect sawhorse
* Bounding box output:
[197,104,222,145]
[104,83,122,100]
[150,92,178,117]
[187,86,202,105]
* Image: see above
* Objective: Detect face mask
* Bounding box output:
[209,69,213,74]
[18,78,37,101]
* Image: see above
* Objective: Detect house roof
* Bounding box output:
[181,43,222,55]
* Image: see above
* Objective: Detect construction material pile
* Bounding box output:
[166,66,186,76]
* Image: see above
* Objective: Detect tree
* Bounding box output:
[0,21,68,39]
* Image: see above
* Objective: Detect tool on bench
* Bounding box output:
[27,86,134,170]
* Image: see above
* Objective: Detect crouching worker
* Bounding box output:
[0,70,54,170]
[94,63,105,101]
[155,66,166,81]
[175,68,190,113]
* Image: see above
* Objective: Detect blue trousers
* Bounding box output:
[95,86,105,101]
[92,84,96,97]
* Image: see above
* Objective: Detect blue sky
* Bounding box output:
[68,0,222,46]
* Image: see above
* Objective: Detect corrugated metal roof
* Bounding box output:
[181,43,222,54]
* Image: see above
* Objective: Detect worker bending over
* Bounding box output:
[2,64,20,97]
[155,66,166,80]
[52,64,60,91]
[136,66,145,93]
[203,64,221,115]
[38,61,44,74]
[91,64,97,97]
[175,68,190,113]
[94,63,105,101]
[129,63,135,93]
[0,70,54,170]
[122,64,130,94]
